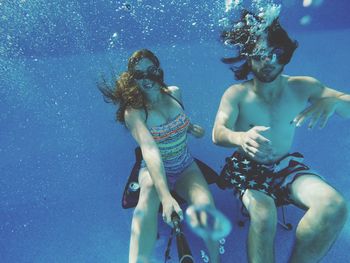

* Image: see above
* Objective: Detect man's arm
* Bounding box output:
[212,85,244,147]
[213,84,273,160]
[294,77,350,128]
[308,77,350,118]
[335,93,350,118]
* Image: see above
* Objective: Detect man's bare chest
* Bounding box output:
[237,95,306,129]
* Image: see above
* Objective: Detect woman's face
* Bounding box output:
[132,58,161,91]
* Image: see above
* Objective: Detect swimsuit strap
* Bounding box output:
[143,103,149,122]
[143,90,185,122]
[165,92,185,110]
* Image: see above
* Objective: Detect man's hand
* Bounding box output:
[188,123,205,138]
[239,126,273,161]
[293,97,339,129]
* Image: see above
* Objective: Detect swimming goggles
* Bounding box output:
[251,47,285,64]
[132,65,162,80]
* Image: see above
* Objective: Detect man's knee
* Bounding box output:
[245,191,277,233]
[318,192,348,226]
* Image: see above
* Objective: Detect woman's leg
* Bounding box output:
[129,168,161,263]
[175,162,220,263]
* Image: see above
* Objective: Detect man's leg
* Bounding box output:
[242,189,277,263]
[288,174,348,263]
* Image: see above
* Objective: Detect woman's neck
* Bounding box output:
[144,86,167,106]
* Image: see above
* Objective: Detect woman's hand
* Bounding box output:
[239,126,274,162]
[161,196,183,226]
[188,123,205,138]
[293,97,339,129]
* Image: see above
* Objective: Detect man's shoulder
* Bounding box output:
[287,75,323,98]
[224,80,251,98]
[287,75,321,88]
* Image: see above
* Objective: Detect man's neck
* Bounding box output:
[253,75,285,102]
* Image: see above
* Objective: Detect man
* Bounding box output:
[212,11,349,263]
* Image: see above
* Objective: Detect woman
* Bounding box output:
[98,49,220,263]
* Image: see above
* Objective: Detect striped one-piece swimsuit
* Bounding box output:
[140,95,194,187]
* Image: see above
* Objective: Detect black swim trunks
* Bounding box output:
[218,151,319,206]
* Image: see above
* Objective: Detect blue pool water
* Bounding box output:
[1,1,350,262]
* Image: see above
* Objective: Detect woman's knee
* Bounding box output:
[190,189,215,207]
[177,166,215,207]
[136,182,160,214]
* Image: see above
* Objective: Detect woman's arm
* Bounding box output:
[124,108,183,223]
[124,108,171,201]
[188,123,205,138]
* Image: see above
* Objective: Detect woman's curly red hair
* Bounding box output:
[98,49,164,123]
[98,71,146,122]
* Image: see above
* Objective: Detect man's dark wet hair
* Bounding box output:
[221,10,298,80]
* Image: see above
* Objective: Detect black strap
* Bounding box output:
[164,228,175,263]
[143,91,185,122]
[143,103,149,122]
[166,92,185,110]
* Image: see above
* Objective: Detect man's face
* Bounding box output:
[249,46,285,83]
